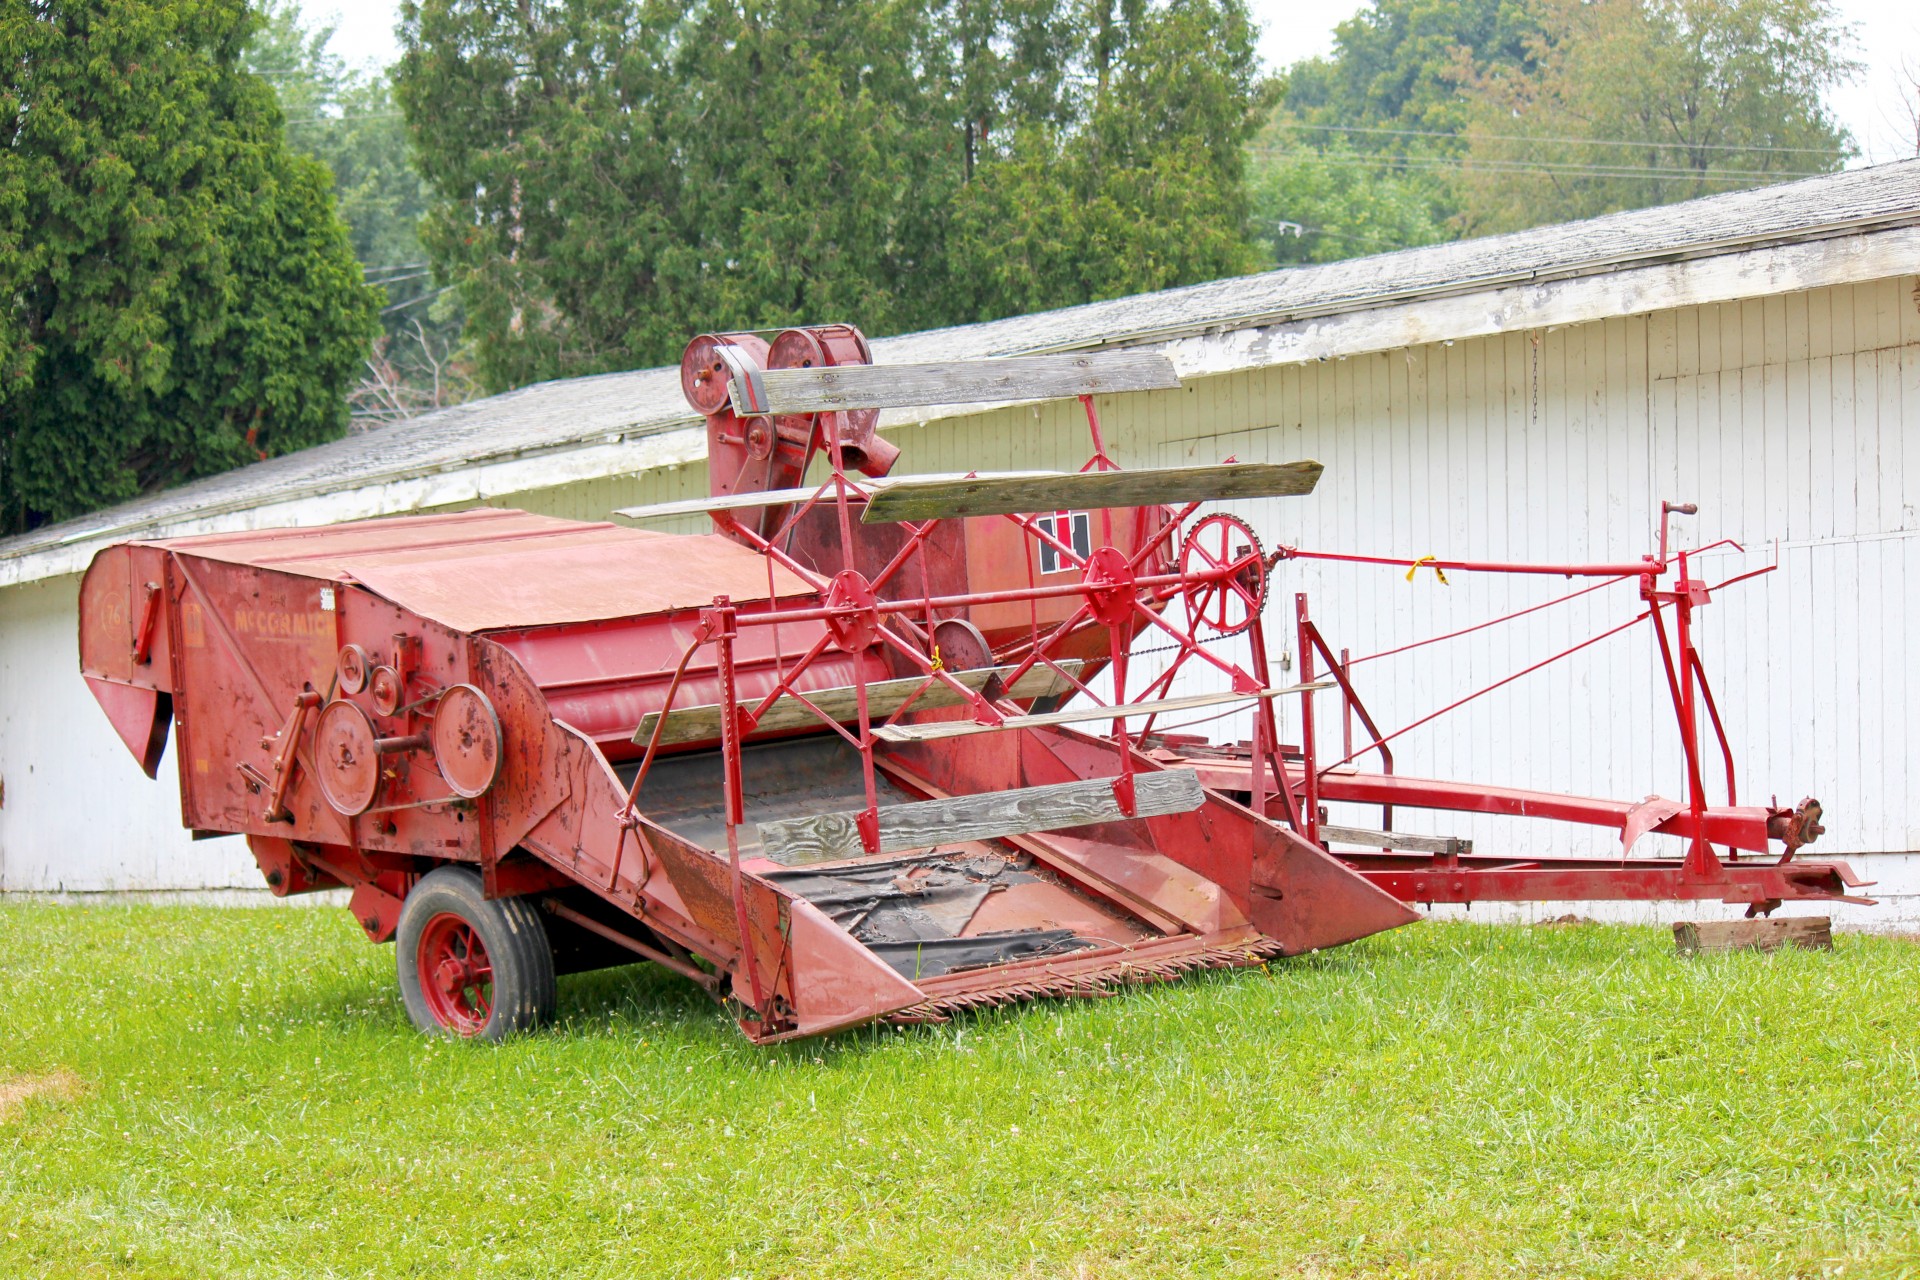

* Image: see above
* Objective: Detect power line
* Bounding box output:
[381,284,454,316]
[1274,120,1848,157]
[282,111,405,126]
[1248,147,1827,183]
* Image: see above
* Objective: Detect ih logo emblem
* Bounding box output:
[1034,511,1092,574]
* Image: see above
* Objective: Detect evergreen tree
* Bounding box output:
[1247,0,1537,266]
[245,0,473,423]
[395,0,1264,390]
[943,0,1262,319]
[1451,0,1854,232]
[0,0,378,534]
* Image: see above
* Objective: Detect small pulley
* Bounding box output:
[337,644,371,695]
[1180,513,1268,637]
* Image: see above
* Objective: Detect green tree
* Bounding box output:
[1282,0,1538,136]
[1451,0,1855,233]
[943,0,1262,319]
[395,0,1263,391]
[0,0,378,534]
[1244,140,1449,266]
[1245,0,1537,265]
[245,0,473,423]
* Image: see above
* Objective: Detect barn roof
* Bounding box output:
[6,157,1919,587]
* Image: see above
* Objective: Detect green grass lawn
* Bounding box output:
[1,905,1915,1279]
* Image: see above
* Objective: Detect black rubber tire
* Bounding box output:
[396,866,556,1041]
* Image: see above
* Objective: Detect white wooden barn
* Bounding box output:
[4,160,1916,927]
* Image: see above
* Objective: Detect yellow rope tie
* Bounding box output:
[928,644,944,674]
[1405,555,1450,586]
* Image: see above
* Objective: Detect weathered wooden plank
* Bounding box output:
[733,352,1180,417]
[869,682,1330,743]
[860,460,1324,523]
[1672,916,1833,956]
[611,472,1062,523]
[756,768,1204,864]
[631,661,1084,746]
[1318,824,1472,856]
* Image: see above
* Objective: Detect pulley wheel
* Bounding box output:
[1081,546,1138,629]
[768,327,880,440]
[432,684,503,799]
[370,665,404,717]
[313,698,381,816]
[337,644,371,695]
[930,618,993,672]
[679,333,770,416]
[1180,513,1268,637]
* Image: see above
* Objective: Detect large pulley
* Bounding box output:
[1179,513,1268,637]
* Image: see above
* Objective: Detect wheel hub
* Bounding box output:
[416,912,494,1035]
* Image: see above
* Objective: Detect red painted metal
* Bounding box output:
[416,913,494,1035]
[1180,513,1265,636]
[76,321,1870,1045]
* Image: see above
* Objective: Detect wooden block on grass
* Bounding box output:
[1672,916,1833,956]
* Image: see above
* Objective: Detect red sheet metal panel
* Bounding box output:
[343,532,812,633]
[138,510,816,632]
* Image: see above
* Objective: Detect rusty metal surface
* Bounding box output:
[135,509,816,632]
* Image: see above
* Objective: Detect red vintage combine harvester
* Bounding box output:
[79,325,1864,1043]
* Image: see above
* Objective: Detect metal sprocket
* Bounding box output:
[1179,513,1268,637]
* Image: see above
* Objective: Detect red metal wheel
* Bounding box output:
[823,570,881,652]
[431,683,503,798]
[336,644,371,695]
[1180,513,1267,637]
[415,912,494,1035]
[1081,546,1138,628]
[395,866,555,1042]
[369,665,404,717]
[679,332,770,416]
[312,698,381,815]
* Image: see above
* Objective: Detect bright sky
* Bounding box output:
[318,0,1918,164]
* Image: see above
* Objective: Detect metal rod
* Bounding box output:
[1321,608,1653,773]
[1309,626,1393,831]
[1295,594,1320,847]
[1688,646,1738,807]
[540,900,722,994]
[1276,545,1658,578]
[1345,574,1635,667]
[712,598,768,1012]
[727,566,1238,627]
